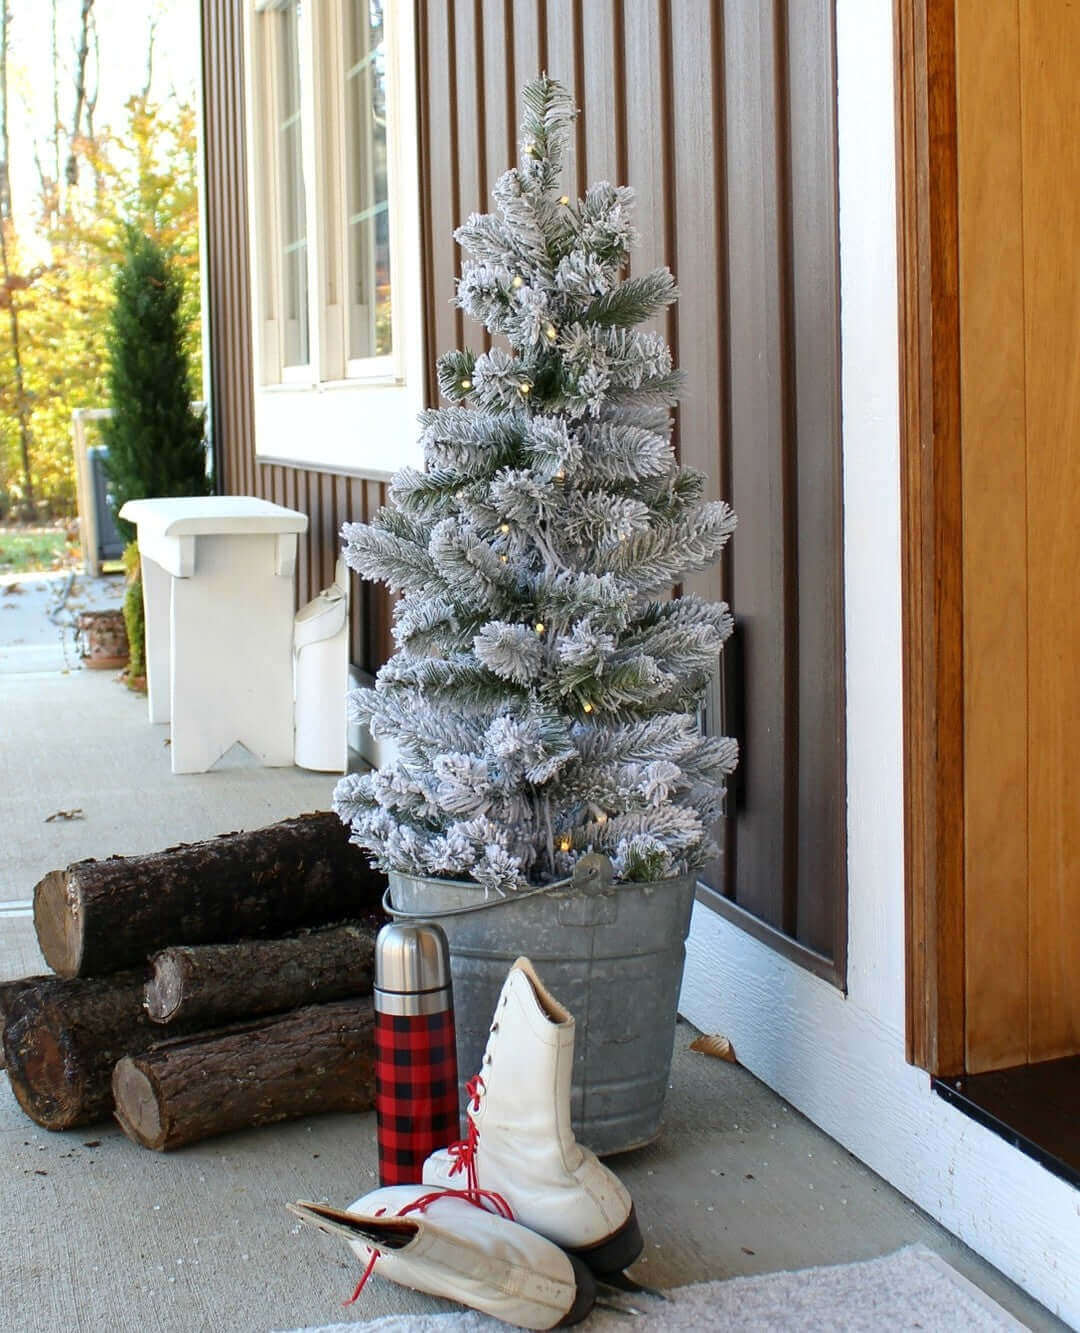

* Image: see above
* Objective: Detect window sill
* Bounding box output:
[253,376,423,478]
[258,374,404,393]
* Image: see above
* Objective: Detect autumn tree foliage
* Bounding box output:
[0,18,202,521]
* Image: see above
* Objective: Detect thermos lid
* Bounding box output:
[375,921,451,995]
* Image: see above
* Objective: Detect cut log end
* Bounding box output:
[33,869,83,979]
[113,1059,164,1149]
[7,1018,82,1130]
[0,977,55,1070]
[143,961,183,1024]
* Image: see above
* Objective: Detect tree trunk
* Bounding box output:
[2,971,209,1130]
[0,976,56,1069]
[50,0,59,199]
[112,998,375,1151]
[64,0,93,188]
[144,921,377,1026]
[33,811,385,978]
[0,0,35,513]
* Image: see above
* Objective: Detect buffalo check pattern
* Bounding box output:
[374,1008,460,1185]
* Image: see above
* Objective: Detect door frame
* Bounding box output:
[895,0,965,1078]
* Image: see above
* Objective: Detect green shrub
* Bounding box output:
[121,540,146,689]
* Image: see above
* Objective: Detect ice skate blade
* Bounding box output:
[555,1251,597,1327]
[567,1204,643,1277]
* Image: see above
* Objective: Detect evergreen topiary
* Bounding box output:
[102,227,210,542]
[334,77,738,893]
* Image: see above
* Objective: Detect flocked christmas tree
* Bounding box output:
[334,77,738,894]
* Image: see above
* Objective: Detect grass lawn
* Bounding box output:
[0,525,82,574]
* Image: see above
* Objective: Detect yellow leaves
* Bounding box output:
[0,95,202,513]
[690,1033,737,1063]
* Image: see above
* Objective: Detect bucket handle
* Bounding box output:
[382,852,616,920]
[381,875,573,920]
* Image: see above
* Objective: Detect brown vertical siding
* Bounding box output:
[201,0,845,976]
[412,0,845,974]
[201,0,256,500]
[413,0,842,975]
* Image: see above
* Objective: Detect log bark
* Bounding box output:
[0,976,57,1069]
[144,922,376,1026]
[112,998,375,1151]
[2,972,209,1130]
[33,811,385,978]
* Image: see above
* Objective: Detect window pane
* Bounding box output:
[276,1,309,367]
[345,0,392,361]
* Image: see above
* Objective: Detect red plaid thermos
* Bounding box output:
[373,921,459,1186]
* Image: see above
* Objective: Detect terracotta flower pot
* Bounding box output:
[77,609,130,669]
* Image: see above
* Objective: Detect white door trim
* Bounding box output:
[681,1,1080,1323]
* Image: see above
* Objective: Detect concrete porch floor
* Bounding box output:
[0,573,1064,1332]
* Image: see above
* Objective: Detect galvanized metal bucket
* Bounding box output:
[385,868,696,1157]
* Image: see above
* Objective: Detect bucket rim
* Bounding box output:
[386,866,698,899]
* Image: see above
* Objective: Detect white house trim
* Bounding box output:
[242,0,425,477]
[680,1,1080,1323]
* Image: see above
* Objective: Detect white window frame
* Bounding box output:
[332,0,399,380]
[243,0,425,478]
[250,0,313,384]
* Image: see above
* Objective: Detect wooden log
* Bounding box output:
[112,998,376,1151]
[144,922,377,1026]
[2,973,210,1130]
[0,977,57,1070]
[33,811,385,978]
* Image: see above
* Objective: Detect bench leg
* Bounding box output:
[167,534,296,774]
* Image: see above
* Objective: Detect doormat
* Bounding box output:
[279,1243,1026,1332]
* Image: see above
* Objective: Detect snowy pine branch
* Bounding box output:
[582,268,679,327]
[340,520,439,595]
[595,500,737,593]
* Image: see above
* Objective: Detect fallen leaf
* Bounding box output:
[741,1247,755,1256]
[44,808,85,823]
[690,1033,737,1063]
[4,582,23,594]
[82,1140,101,1148]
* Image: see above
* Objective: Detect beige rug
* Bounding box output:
[280,1244,1027,1331]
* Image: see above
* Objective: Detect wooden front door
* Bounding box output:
[900,0,1080,1076]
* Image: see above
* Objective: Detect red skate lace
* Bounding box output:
[343,1184,514,1306]
[445,1074,486,1198]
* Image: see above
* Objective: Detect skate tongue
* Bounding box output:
[445,1074,505,1212]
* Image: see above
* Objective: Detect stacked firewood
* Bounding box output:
[0,812,387,1151]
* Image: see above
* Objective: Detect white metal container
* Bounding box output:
[293,558,350,772]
